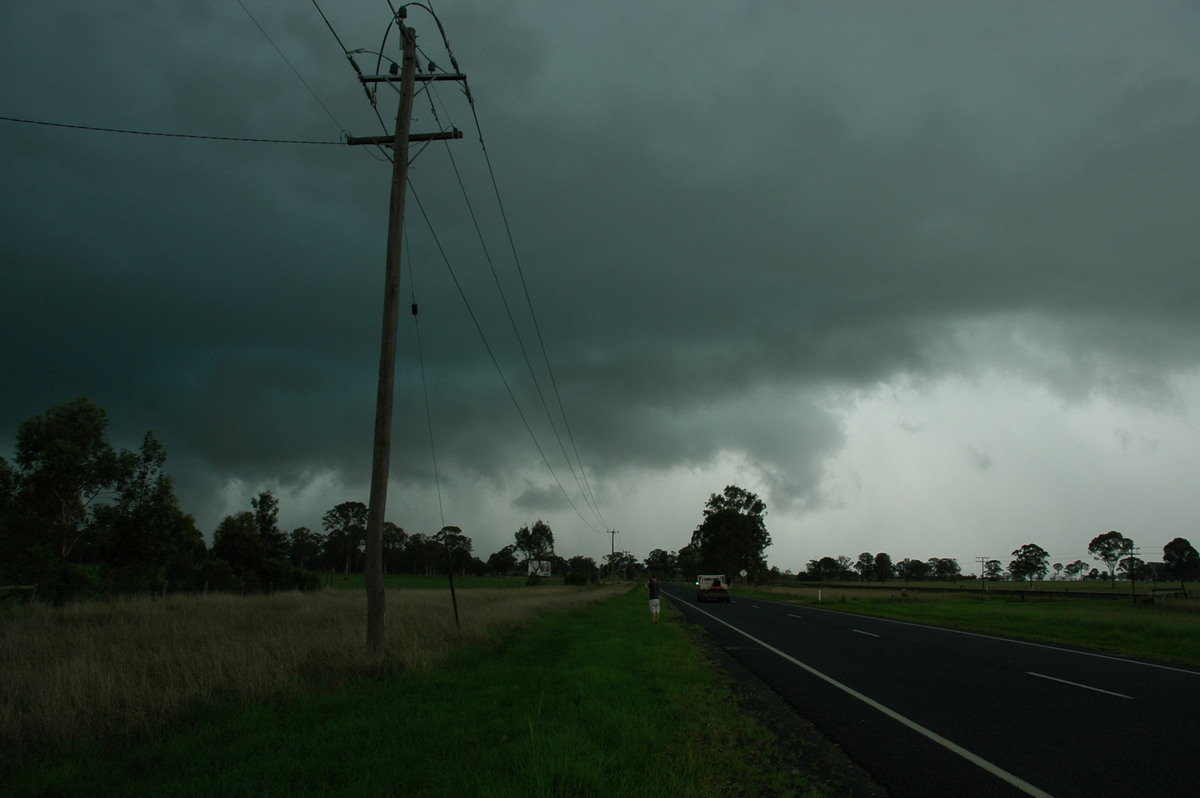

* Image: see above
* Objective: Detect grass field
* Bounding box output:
[746,583,1200,665]
[3,585,831,797]
[323,572,564,590]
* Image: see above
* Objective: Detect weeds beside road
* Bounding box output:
[3,585,831,797]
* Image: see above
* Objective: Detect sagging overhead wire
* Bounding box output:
[404,1,608,532]
[416,75,606,531]
[406,180,604,533]
[321,0,608,532]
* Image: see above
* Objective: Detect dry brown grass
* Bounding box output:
[1,584,627,749]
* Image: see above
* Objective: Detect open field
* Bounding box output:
[3,586,832,797]
[745,583,1200,665]
[0,583,626,750]
[324,572,568,590]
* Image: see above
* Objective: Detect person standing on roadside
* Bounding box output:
[647,574,661,623]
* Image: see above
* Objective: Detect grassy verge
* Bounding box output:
[745,585,1200,666]
[5,589,829,797]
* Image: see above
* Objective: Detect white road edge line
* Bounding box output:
[853,629,880,638]
[683,600,1054,798]
[1026,672,1133,699]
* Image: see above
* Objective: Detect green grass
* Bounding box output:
[746,585,1200,666]
[6,589,830,797]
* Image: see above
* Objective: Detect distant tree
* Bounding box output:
[566,555,598,579]
[807,556,844,581]
[514,519,555,566]
[873,552,894,583]
[1009,543,1050,585]
[1162,538,1200,595]
[691,486,770,582]
[1089,531,1130,587]
[645,548,675,577]
[1063,559,1088,580]
[487,544,518,575]
[287,526,324,569]
[983,559,1004,581]
[855,552,874,582]
[1052,562,1064,580]
[434,525,473,575]
[675,544,701,579]
[322,501,367,575]
[382,521,406,574]
[251,491,288,561]
[603,550,637,580]
[929,557,961,581]
[211,511,266,589]
[402,532,438,576]
[1117,555,1145,581]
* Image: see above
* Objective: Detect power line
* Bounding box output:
[419,81,605,530]
[0,115,342,144]
[235,0,346,134]
[406,179,605,533]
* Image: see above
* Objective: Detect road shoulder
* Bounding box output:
[671,611,889,797]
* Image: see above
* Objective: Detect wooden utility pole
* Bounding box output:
[348,19,464,659]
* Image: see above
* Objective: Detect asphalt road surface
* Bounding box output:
[661,583,1200,798]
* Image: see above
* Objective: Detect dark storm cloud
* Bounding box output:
[3,0,1199,553]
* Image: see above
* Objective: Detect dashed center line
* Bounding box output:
[853,629,880,638]
[1027,672,1133,699]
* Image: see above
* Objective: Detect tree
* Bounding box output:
[434,525,473,575]
[675,544,700,579]
[514,519,555,566]
[382,521,406,574]
[1089,531,1130,587]
[322,501,367,575]
[854,552,874,582]
[644,548,675,577]
[1009,543,1049,585]
[487,544,518,575]
[0,398,123,602]
[873,552,894,583]
[1162,538,1200,595]
[287,526,324,570]
[566,555,598,580]
[251,491,288,561]
[982,559,1004,581]
[807,556,845,581]
[1063,559,1088,580]
[603,550,637,580]
[691,486,771,582]
[929,558,961,581]
[211,511,266,589]
[93,432,203,593]
[402,532,439,576]
[1117,555,1145,581]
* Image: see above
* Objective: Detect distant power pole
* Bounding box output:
[608,529,619,584]
[347,16,464,659]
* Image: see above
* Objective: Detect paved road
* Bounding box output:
[661,583,1200,798]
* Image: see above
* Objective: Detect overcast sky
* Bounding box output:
[3,1,1198,575]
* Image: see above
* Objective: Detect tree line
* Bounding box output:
[0,399,616,603]
[794,531,1199,591]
